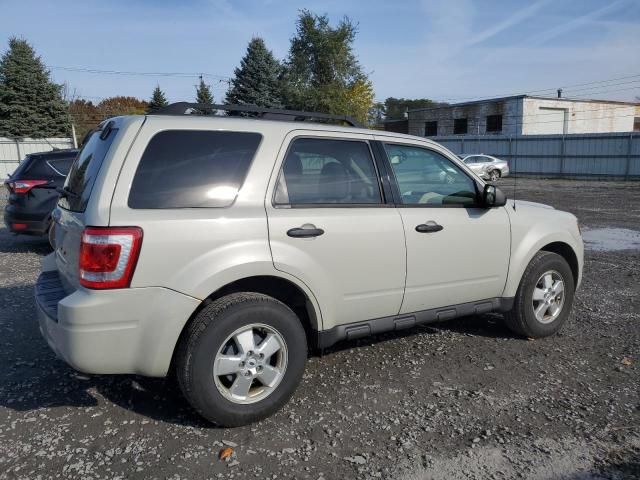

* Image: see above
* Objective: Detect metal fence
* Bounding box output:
[0,137,75,178]
[433,132,639,178]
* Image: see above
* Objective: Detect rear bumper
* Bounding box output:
[4,206,49,235]
[35,264,201,377]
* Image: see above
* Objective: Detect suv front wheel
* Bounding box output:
[176,292,307,426]
[505,251,575,338]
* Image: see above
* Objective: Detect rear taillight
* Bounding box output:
[8,179,49,194]
[79,227,143,289]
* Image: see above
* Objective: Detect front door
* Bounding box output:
[379,140,510,314]
[266,132,406,330]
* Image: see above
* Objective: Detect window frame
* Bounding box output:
[377,141,483,209]
[424,121,438,137]
[486,114,503,133]
[127,129,263,210]
[272,135,390,209]
[453,118,468,135]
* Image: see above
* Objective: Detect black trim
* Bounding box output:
[35,271,66,323]
[151,103,362,128]
[316,297,514,348]
[371,140,400,205]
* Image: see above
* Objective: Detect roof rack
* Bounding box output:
[150,102,363,128]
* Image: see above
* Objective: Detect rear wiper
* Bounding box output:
[56,186,79,199]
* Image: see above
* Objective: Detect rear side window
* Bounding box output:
[60,128,119,212]
[274,138,382,205]
[128,130,262,209]
[47,157,75,176]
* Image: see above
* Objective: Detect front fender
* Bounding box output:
[503,207,583,297]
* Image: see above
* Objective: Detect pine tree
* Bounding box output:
[146,86,168,113]
[0,38,70,138]
[226,37,282,108]
[195,77,214,105]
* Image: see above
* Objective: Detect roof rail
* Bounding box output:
[150,102,363,128]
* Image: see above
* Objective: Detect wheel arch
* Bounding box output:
[539,241,579,286]
[169,274,323,374]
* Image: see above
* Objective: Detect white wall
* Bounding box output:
[522,99,639,135]
[0,137,75,178]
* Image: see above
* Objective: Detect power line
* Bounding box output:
[48,65,231,81]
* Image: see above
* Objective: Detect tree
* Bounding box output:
[226,37,282,108]
[383,97,444,120]
[70,96,147,140]
[195,77,214,105]
[281,10,374,124]
[98,96,147,116]
[0,37,70,137]
[147,86,168,113]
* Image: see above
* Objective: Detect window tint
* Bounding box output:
[274,138,382,205]
[60,129,119,212]
[129,130,261,209]
[385,144,477,206]
[47,157,75,176]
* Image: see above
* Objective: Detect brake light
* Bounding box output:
[79,227,143,289]
[8,179,49,194]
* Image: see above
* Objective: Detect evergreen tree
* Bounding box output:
[146,86,168,113]
[226,37,282,108]
[195,77,214,105]
[281,10,374,124]
[0,38,70,137]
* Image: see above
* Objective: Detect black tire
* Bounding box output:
[504,251,575,338]
[176,292,307,427]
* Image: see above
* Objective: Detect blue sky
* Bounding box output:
[2,0,639,104]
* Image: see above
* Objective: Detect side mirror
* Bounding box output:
[483,184,507,207]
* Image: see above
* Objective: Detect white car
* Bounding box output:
[461,154,510,182]
[36,103,583,426]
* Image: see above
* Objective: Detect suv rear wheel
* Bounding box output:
[504,251,575,338]
[176,292,307,426]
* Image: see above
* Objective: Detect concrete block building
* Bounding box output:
[405,95,640,137]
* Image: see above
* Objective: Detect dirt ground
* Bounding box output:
[0,178,638,480]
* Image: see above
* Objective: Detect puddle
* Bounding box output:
[582,227,640,252]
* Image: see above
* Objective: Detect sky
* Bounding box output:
[1,0,640,105]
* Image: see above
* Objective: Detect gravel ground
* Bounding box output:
[0,178,638,480]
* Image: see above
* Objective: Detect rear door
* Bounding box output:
[266,131,406,330]
[377,139,510,313]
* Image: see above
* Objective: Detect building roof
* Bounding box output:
[408,95,640,113]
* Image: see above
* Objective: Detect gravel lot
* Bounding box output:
[0,178,638,480]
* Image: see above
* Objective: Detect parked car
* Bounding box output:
[4,148,78,236]
[461,154,509,181]
[36,104,583,427]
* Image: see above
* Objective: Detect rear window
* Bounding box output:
[11,153,76,178]
[47,156,75,176]
[59,128,118,212]
[128,130,262,209]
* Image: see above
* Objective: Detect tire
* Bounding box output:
[489,169,500,182]
[504,251,575,338]
[176,292,307,427]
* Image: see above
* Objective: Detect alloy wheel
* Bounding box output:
[531,270,565,324]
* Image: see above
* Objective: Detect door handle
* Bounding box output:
[287,227,325,238]
[415,221,443,233]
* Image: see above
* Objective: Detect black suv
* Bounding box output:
[4,148,78,235]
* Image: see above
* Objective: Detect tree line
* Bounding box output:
[0,10,437,140]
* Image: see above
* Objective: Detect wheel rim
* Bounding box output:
[531,270,565,324]
[213,323,288,404]
[490,171,499,181]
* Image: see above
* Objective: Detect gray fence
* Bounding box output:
[433,132,639,178]
[0,137,75,178]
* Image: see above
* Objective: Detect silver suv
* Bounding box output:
[36,103,583,426]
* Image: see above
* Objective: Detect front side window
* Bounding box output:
[129,130,261,209]
[274,138,382,206]
[385,144,477,206]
